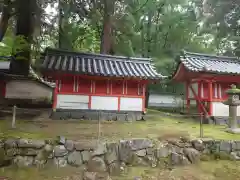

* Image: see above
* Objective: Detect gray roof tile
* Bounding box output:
[40,48,164,80]
[179,51,240,74]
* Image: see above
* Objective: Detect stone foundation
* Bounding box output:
[51,110,144,121]
[1,137,240,179]
[210,117,240,125]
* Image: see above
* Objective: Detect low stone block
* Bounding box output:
[53,145,68,157]
[17,139,45,149]
[87,157,107,172]
[6,148,20,157]
[120,139,153,151]
[92,142,107,156]
[208,141,220,153]
[230,152,240,161]
[117,114,127,121]
[219,141,232,153]
[34,149,50,167]
[119,141,135,164]
[155,145,170,159]
[108,162,121,176]
[105,143,119,165]
[4,139,18,149]
[14,156,34,167]
[232,141,240,151]
[183,148,200,164]
[65,140,75,151]
[82,151,91,163]
[132,156,148,166]
[170,152,190,166]
[54,157,68,167]
[144,155,158,168]
[67,151,83,167]
[75,140,96,151]
[19,148,39,156]
[191,139,205,151]
[146,148,154,155]
[135,149,147,157]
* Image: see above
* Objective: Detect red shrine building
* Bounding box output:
[40,48,164,120]
[173,51,240,123]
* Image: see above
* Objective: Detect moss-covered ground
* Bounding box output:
[0,109,240,179]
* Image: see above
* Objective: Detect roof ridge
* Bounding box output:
[182,50,239,61]
[45,47,152,62]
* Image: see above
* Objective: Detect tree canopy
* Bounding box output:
[0,0,239,93]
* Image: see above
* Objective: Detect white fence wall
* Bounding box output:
[57,95,89,109]
[120,97,143,111]
[149,94,183,108]
[212,102,240,117]
[91,96,118,111]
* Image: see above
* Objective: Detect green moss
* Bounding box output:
[0,148,5,163]
[200,154,212,161]
[213,151,231,160]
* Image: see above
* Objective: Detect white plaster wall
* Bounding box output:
[149,94,183,108]
[212,102,228,117]
[120,97,142,111]
[188,83,198,98]
[91,96,118,110]
[57,94,89,109]
[5,80,52,99]
[211,102,240,117]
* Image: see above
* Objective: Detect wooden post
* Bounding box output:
[98,111,101,143]
[200,113,203,138]
[197,81,202,114]
[208,81,213,116]
[186,81,190,114]
[12,105,16,128]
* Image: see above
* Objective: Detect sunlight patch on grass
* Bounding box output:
[0,110,240,141]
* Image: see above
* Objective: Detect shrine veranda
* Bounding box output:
[172,51,240,123]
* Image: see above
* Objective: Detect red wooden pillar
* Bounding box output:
[197,81,202,114]
[208,81,213,116]
[142,83,146,113]
[186,81,190,114]
[53,80,58,109]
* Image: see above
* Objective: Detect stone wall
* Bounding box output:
[1,137,240,179]
[51,110,143,121]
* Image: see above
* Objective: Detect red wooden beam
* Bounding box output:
[186,81,190,114]
[53,80,58,109]
[208,81,213,116]
[44,72,151,83]
[189,84,210,117]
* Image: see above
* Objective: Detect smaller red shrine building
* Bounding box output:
[172,51,240,123]
[40,48,164,120]
[0,58,54,105]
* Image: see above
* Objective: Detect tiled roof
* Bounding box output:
[0,60,55,88]
[40,48,164,80]
[179,51,240,74]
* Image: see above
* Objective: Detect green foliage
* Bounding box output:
[12,35,30,61]
[1,0,236,93]
[0,28,14,57]
[197,0,240,56]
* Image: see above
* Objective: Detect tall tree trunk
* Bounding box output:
[146,11,153,58]
[145,11,153,109]
[10,0,34,76]
[100,0,115,54]
[0,0,12,41]
[58,0,72,50]
[140,19,145,57]
[58,0,64,49]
